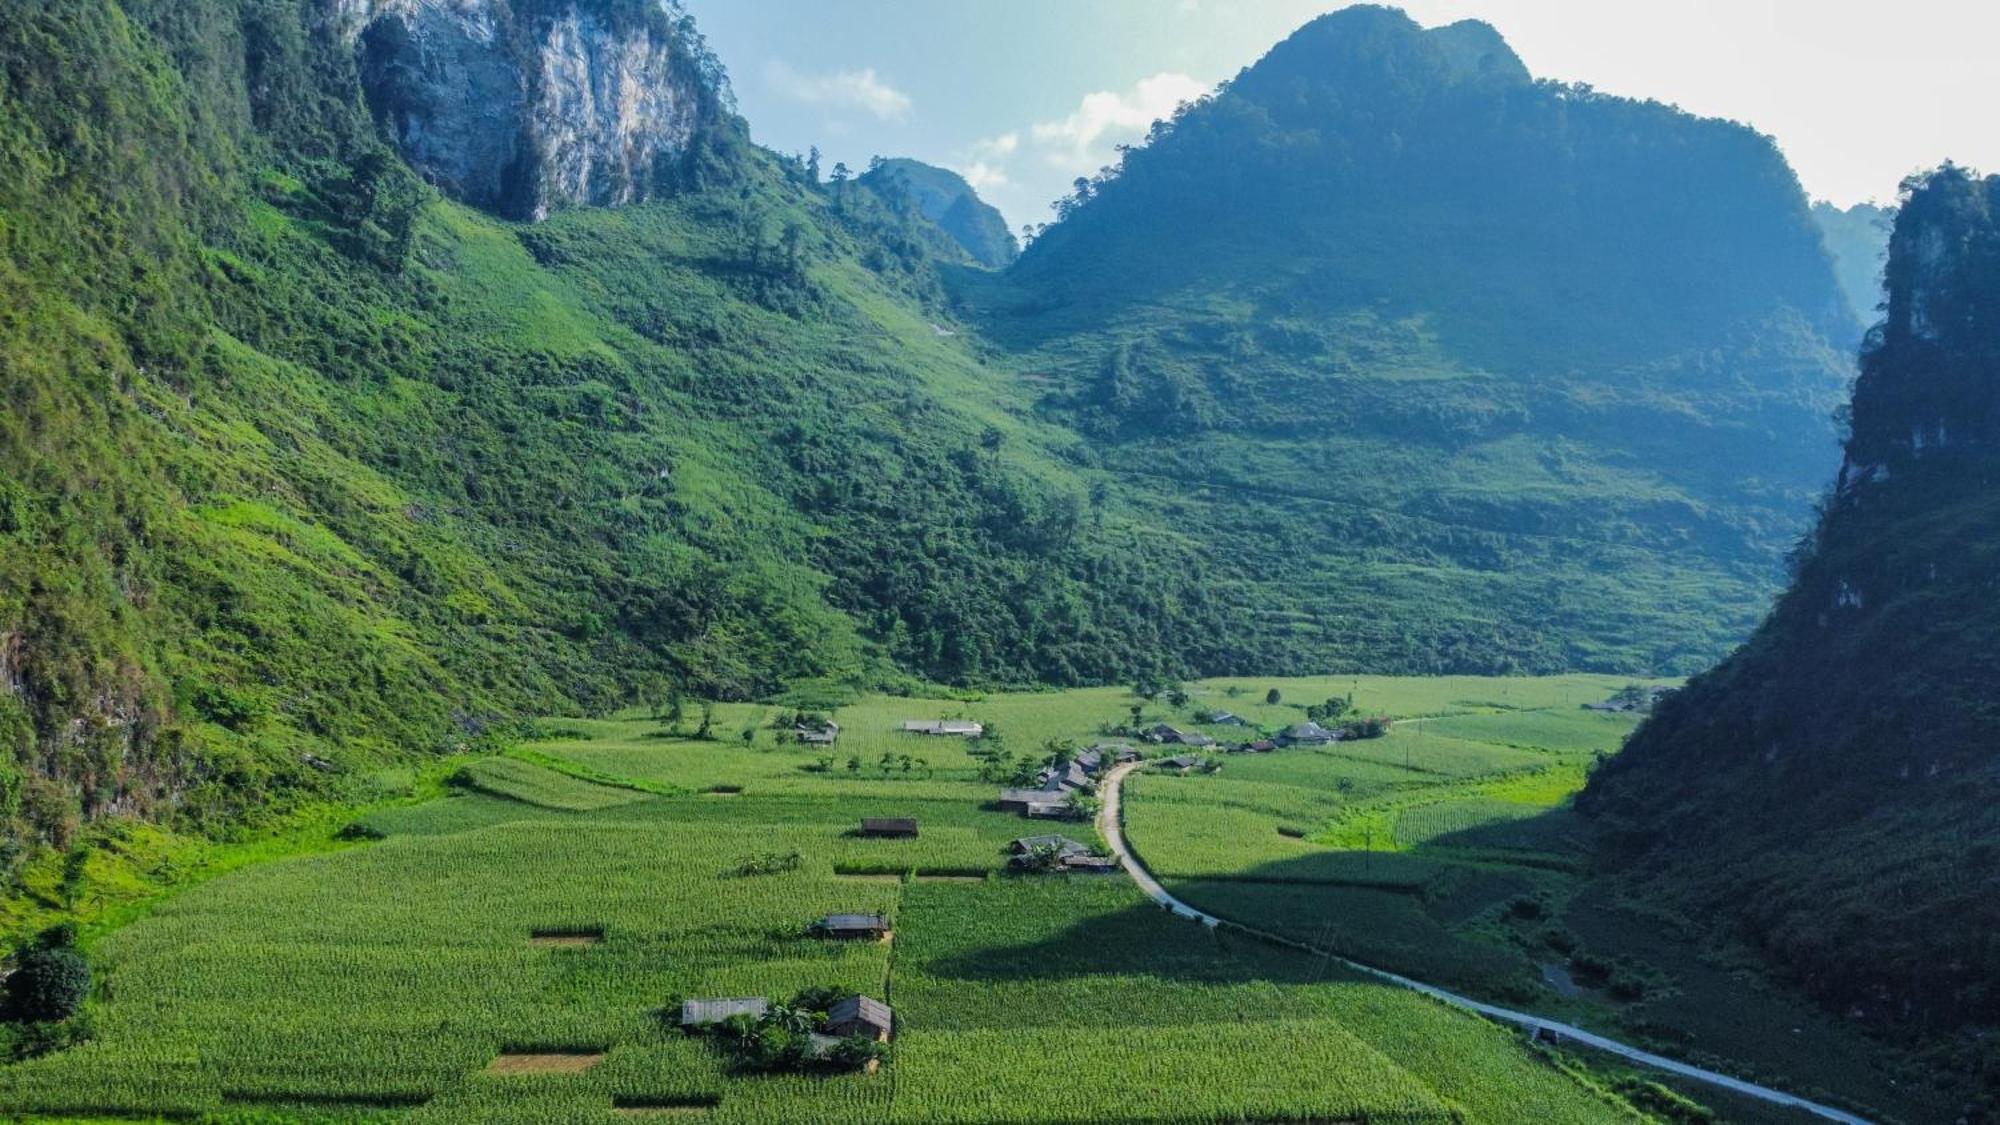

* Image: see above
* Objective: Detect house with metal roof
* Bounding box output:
[826,994,894,1041]
[859,817,918,838]
[901,719,984,737]
[680,997,769,1029]
[813,913,892,940]
[796,719,840,746]
[1279,721,1340,746]
[1008,835,1088,857]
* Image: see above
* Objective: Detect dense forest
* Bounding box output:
[0,2,1865,876]
[1584,168,2000,1089]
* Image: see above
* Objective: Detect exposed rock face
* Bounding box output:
[327,0,727,221]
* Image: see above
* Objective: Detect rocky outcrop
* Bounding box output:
[328,0,728,221]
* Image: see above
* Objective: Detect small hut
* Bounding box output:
[860,817,919,838]
[826,994,894,1041]
[814,913,892,940]
[681,997,768,1030]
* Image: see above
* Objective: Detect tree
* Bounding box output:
[830,161,851,184]
[695,702,716,741]
[1166,687,1190,709]
[806,145,822,184]
[1266,688,1282,705]
[5,948,88,1023]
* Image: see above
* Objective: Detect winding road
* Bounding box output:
[1093,762,1872,1125]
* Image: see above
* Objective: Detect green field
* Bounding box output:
[3,673,1958,1122]
[1115,681,1959,1123]
[1,675,1706,1125]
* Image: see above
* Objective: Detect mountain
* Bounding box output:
[1583,168,2000,1060]
[861,158,1018,268]
[0,3,1866,871]
[0,0,1229,852]
[960,4,1859,678]
[1812,200,1894,325]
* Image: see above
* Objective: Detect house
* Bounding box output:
[1023,799,1075,819]
[1149,724,1216,748]
[1211,711,1246,726]
[1278,721,1339,746]
[1155,754,1207,772]
[1008,835,1088,857]
[998,788,1066,813]
[901,720,984,737]
[860,817,918,838]
[814,913,892,940]
[1037,761,1095,793]
[681,997,769,1030]
[1091,743,1142,764]
[826,994,894,1042]
[1060,854,1121,873]
[795,719,840,746]
[1243,740,1278,753]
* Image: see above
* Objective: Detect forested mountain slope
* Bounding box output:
[961,5,1858,678]
[860,158,1018,268]
[0,0,1225,853]
[1813,200,1895,326]
[1584,168,2000,1083]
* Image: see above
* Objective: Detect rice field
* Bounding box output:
[9,676,1689,1123]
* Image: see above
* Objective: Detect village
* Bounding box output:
[672,700,1399,1077]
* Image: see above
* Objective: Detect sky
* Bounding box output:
[683,0,2000,233]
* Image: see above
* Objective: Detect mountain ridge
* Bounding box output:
[1583,166,2000,1054]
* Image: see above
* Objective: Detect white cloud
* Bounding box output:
[959,161,1011,193]
[1026,72,1210,171]
[765,61,913,122]
[952,75,1213,228]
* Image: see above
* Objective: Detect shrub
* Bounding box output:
[335,822,386,841]
[6,948,90,1023]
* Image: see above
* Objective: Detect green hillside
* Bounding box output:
[1,2,1865,892]
[960,6,1858,679]
[0,0,1227,855]
[1584,168,2000,1100]
[859,158,1018,268]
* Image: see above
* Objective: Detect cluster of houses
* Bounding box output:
[1151,718,1347,756]
[996,743,1139,819]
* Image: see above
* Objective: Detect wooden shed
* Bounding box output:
[681,997,768,1030]
[826,994,894,1041]
[814,913,892,940]
[860,817,919,838]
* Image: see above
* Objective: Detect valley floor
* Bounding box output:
[0,676,1955,1123]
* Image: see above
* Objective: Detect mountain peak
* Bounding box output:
[1238,4,1530,102]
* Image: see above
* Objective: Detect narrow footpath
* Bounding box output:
[1093,763,1872,1125]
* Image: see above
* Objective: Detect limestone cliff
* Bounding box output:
[328,0,730,220]
[1583,167,2000,1042]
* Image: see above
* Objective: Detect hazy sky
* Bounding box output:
[685,1,1999,232]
